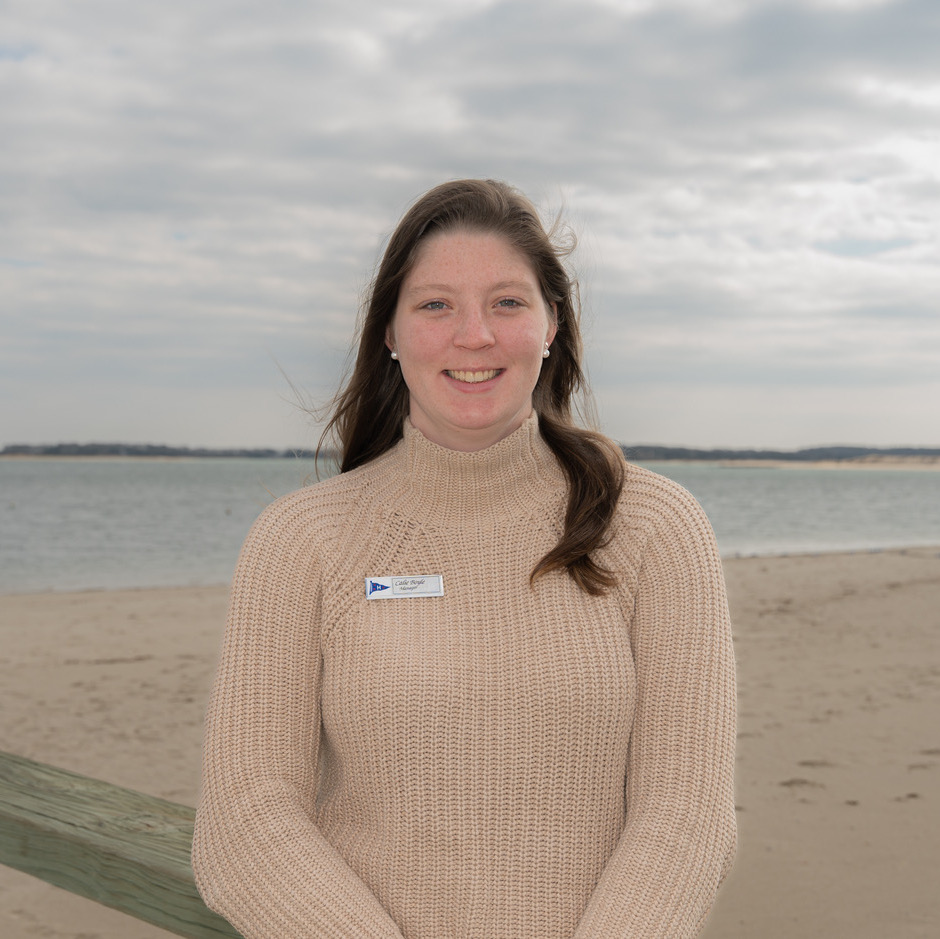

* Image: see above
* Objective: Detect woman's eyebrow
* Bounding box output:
[401,283,453,296]
[491,280,537,293]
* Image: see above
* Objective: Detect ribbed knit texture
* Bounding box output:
[192,415,736,939]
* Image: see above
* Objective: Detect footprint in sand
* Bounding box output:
[779,777,825,789]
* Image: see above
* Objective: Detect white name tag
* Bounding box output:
[365,575,444,599]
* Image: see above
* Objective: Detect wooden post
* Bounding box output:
[0,750,241,938]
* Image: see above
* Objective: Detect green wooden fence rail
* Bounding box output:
[0,750,242,938]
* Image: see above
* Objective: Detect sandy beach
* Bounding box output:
[1,548,938,938]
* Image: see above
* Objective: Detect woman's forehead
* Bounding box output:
[405,229,538,284]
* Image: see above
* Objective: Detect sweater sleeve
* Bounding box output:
[191,493,406,939]
[573,478,737,939]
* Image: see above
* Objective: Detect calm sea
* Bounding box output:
[1,457,938,594]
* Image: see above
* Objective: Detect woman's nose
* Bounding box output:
[453,307,496,348]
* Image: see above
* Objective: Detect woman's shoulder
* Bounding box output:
[616,461,716,543]
[243,451,397,549]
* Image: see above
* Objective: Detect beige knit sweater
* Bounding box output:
[192,416,736,939]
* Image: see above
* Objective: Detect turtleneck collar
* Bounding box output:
[381,414,565,525]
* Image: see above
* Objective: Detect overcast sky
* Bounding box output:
[2,0,938,450]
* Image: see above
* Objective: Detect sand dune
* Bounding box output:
[2,547,938,938]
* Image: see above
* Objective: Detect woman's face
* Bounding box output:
[387,230,557,452]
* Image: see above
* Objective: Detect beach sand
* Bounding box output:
[1,547,938,938]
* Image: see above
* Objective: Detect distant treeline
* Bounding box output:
[622,445,940,461]
[0,442,333,460]
[3,442,939,461]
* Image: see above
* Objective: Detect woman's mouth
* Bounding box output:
[445,369,502,383]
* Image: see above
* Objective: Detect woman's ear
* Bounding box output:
[385,326,395,352]
[546,303,558,347]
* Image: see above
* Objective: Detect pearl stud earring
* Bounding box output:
[542,343,551,358]
[390,351,399,361]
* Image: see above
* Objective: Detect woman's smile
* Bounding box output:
[444,368,503,384]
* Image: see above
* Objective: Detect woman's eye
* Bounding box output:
[496,298,521,309]
[422,300,447,311]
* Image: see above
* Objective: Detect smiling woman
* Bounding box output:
[192,179,737,939]
[387,230,557,452]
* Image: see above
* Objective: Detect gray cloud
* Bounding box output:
[1,0,938,448]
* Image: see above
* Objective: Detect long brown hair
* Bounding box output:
[320,179,624,594]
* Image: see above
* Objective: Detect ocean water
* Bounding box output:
[1,457,938,594]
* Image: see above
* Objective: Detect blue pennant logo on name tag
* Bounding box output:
[365,575,444,599]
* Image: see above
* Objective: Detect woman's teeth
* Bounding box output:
[446,369,499,383]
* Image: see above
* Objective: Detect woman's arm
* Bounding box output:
[573,477,737,939]
[192,492,405,939]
